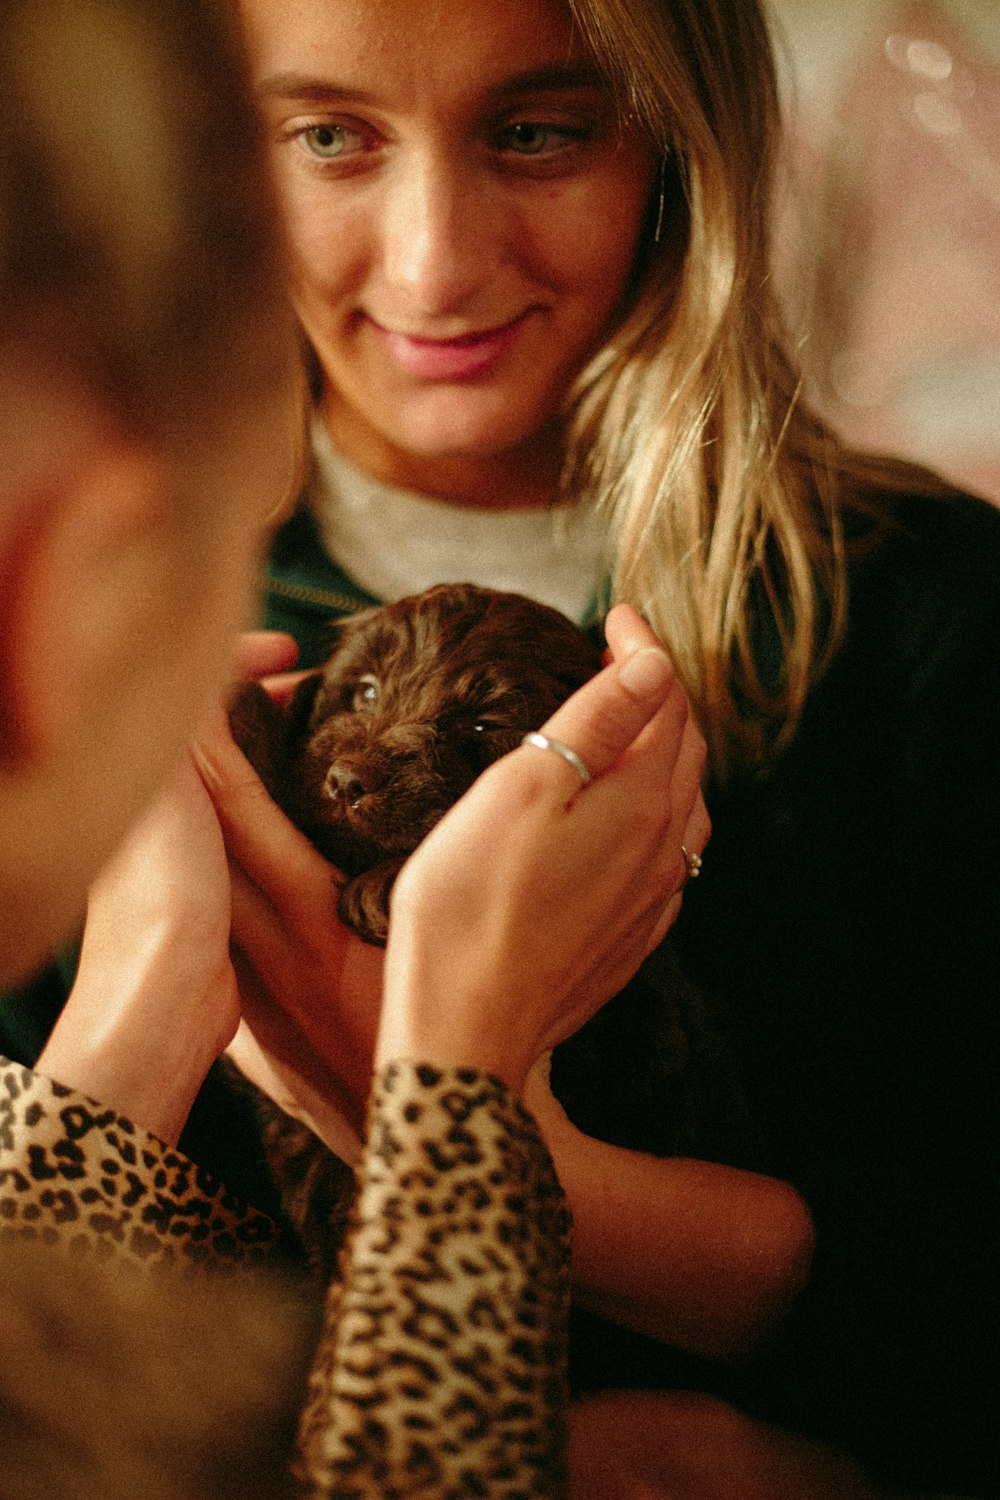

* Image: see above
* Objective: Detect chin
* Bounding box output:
[386,394,560,463]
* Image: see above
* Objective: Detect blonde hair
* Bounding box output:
[563,0,950,771]
[0,0,289,455]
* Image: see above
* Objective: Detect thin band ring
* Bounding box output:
[521,732,593,788]
[681,846,703,881]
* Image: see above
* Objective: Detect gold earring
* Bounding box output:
[653,154,667,244]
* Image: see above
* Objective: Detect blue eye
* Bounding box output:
[504,123,549,155]
[299,124,360,160]
[495,122,585,158]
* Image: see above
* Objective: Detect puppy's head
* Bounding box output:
[281,584,602,874]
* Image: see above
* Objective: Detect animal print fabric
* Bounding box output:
[0,1059,278,1273]
[295,1060,573,1500]
[1,1055,573,1496]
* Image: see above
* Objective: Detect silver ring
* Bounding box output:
[682,846,703,881]
[521,732,592,787]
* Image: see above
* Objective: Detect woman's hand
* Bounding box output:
[38,752,240,1144]
[194,708,385,1139]
[37,632,299,1144]
[378,605,710,1096]
[568,1392,878,1500]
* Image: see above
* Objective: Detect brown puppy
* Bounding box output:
[231,583,602,944]
[231,586,752,1295]
[229,585,609,1277]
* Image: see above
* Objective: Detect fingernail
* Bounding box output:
[618,646,673,700]
[191,741,221,789]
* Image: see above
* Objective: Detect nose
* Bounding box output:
[324,762,368,808]
[382,148,495,317]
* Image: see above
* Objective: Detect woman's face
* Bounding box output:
[240,0,656,497]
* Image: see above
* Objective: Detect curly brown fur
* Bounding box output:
[231,583,602,945]
[221,1055,359,1284]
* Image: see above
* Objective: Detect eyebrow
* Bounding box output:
[258,61,607,105]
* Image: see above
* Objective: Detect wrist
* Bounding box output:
[40,922,237,1144]
[375,965,536,1098]
[374,1016,533,1098]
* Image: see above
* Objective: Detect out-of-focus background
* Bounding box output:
[766,0,1000,503]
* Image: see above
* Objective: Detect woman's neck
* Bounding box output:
[319,389,565,512]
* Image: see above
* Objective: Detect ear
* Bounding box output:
[284,670,324,741]
[0,417,166,768]
[229,677,288,789]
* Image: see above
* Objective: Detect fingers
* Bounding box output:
[531,607,684,786]
[631,723,710,956]
[603,601,661,662]
[256,667,312,708]
[234,630,299,681]
[193,716,340,920]
[681,791,712,865]
[672,715,711,850]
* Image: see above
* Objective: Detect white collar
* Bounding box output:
[308,422,610,624]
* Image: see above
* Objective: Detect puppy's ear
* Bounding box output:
[284,670,323,741]
[229,672,322,793]
[229,679,285,786]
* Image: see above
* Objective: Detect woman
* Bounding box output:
[237,0,816,1347]
[237,0,1000,1491]
[210,0,997,1485]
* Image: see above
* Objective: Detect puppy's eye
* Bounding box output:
[351,674,380,711]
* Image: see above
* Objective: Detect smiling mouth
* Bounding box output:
[368,313,532,381]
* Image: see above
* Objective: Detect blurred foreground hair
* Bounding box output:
[0,0,291,451]
[0,1239,313,1500]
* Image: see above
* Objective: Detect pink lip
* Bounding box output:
[368,313,530,381]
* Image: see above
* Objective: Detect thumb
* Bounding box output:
[529,605,683,781]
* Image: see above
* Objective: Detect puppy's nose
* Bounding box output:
[324,763,366,808]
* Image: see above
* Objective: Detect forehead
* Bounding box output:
[239,0,600,107]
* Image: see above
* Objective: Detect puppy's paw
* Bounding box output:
[337,861,403,946]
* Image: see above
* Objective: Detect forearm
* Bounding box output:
[532,1090,814,1361]
[294,1061,572,1500]
[38,919,234,1146]
[0,1057,280,1273]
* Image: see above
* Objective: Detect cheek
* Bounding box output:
[280,182,364,308]
[533,169,654,314]
[590,173,656,288]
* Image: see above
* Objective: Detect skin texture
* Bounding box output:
[46,609,708,1144]
[567,1391,881,1500]
[194,616,809,1362]
[377,610,706,1094]
[36,633,300,1145]
[239,0,658,506]
[0,343,295,988]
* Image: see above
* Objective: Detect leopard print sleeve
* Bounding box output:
[0,1058,279,1275]
[295,1060,573,1500]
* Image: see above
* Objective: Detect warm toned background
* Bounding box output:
[767,0,1000,503]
